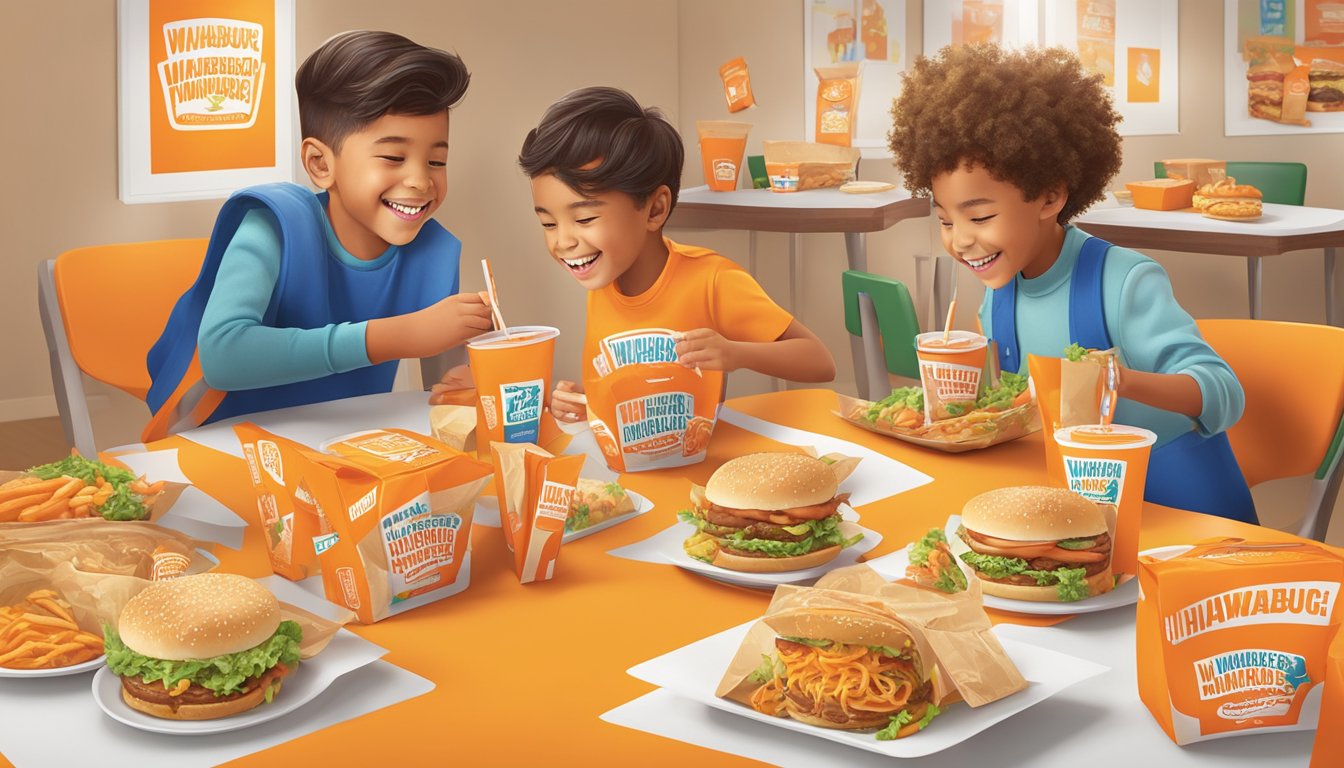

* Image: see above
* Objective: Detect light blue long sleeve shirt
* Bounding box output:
[198,207,383,391]
[979,225,1245,448]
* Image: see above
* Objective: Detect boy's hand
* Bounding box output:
[426,291,493,350]
[551,380,588,423]
[674,328,740,372]
[428,364,474,405]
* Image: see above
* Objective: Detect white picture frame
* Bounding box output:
[1223,0,1344,136]
[117,0,296,204]
[803,0,907,157]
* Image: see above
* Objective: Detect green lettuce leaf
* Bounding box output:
[747,653,784,684]
[867,387,924,423]
[976,371,1030,410]
[103,620,302,696]
[721,515,856,557]
[909,528,947,567]
[875,710,913,740]
[566,503,590,533]
[1064,343,1088,362]
[1053,567,1091,602]
[934,565,968,594]
[27,455,135,486]
[677,509,706,530]
[959,552,1092,601]
[780,636,832,648]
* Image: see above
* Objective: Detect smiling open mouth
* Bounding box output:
[563,253,601,274]
[965,252,1000,272]
[383,199,429,220]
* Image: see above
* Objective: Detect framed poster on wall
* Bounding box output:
[1042,0,1180,135]
[1224,0,1344,136]
[804,0,907,156]
[118,0,295,204]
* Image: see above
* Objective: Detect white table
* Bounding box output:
[1075,203,1344,325]
[668,185,932,399]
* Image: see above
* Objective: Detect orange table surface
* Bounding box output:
[2,388,1304,768]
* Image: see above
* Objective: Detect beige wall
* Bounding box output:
[1,0,1341,432]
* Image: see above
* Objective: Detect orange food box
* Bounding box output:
[1127,178,1195,210]
[1136,539,1344,746]
[235,424,492,624]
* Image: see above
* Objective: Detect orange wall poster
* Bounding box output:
[118,0,294,204]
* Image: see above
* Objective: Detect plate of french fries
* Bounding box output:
[0,589,105,676]
[0,453,166,523]
[835,378,1039,453]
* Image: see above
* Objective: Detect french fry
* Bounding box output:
[0,476,42,492]
[0,591,104,670]
[0,478,63,504]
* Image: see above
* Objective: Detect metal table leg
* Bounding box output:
[1327,247,1338,327]
[844,232,869,399]
[1247,256,1262,319]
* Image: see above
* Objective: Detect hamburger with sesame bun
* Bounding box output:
[103,573,302,720]
[954,486,1114,602]
[679,452,861,573]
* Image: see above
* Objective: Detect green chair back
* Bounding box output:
[1154,161,1307,205]
[842,270,920,380]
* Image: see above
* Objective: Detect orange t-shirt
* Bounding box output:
[582,238,793,388]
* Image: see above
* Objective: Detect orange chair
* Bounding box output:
[38,240,209,456]
[1197,319,1344,541]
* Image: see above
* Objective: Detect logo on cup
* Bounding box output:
[502,379,543,442]
[712,159,738,181]
[1064,457,1127,505]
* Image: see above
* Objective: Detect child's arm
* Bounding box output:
[1111,259,1245,433]
[1116,368,1203,419]
[674,320,836,383]
[365,292,493,363]
[200,212,372,390]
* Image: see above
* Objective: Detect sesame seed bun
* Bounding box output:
[118,573,281,661]
[704,453,838,511]
[710,544,843,573]
[961,486,1107,541]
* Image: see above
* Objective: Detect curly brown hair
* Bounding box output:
[888,44,1122,224]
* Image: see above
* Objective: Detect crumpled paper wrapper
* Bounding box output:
[0,521,346,657]
[717,564,1026,712]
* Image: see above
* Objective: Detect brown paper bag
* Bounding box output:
[0,520,215,633]
[716,564,1025,731]
[1059,348,1115,426]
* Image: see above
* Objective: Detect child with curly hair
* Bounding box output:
[888,44,1255,523]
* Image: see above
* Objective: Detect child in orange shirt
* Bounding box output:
[518,87,835,422]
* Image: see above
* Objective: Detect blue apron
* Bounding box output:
[991,236,1258,524]
[145,182,461,432]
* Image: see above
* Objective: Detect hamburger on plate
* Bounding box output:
[679,452,861,572]
[745,606,941,738]
[104,572,302,720]
[954,486,1114,603]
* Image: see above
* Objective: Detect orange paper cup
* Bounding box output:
[915,330,988,422]
[1054,424,1156,576]
[466,326,558,458]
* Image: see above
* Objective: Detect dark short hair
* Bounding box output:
[518,86,682,212]
[296,30,470,151]
[888,44,1122,224]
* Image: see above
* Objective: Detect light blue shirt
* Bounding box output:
[979,225,1244,448]
[198,207,384,391]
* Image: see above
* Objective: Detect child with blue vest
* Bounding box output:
[516,87,836,424]
[887,44,1256,523]
[145,31,491,438]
